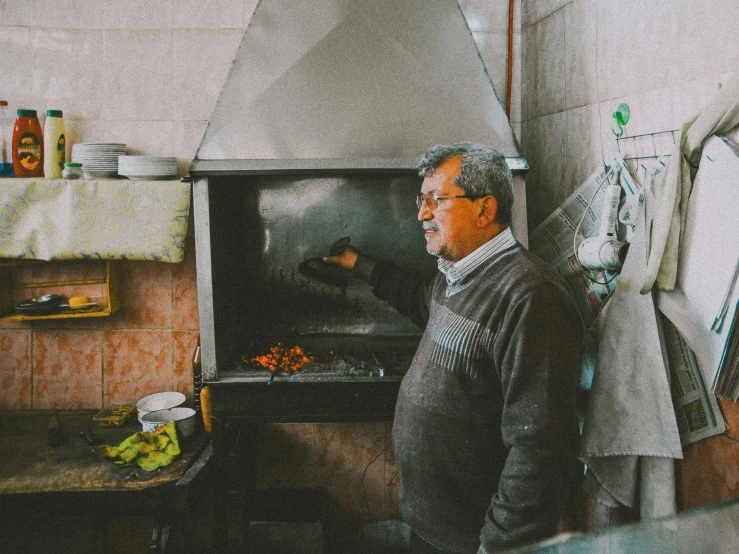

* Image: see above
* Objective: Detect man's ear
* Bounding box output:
[477,196,498,227]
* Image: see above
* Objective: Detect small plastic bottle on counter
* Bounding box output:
[43,109,65,178]
[62,162,83,179]
[192,335,203,413]
[200,386,212,434]
[0,100,13,176]
[12,109,44,177]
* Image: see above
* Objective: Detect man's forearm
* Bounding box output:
[354,255,431,328]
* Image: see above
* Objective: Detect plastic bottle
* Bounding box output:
[12,109,43,177]
[200,386,212,434]
[192,335,203,413]
[0,100,13,176]
[43,110,65,178]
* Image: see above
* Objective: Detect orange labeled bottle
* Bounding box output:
[12,109,44,177]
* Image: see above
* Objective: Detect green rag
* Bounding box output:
[98,420,180,471]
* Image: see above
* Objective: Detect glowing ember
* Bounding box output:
[244,342,312,372]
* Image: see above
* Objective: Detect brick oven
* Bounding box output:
[189,0,527,549]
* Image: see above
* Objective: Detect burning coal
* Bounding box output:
[244,342,313,372]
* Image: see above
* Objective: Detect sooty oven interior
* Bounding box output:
[194,171,436,422]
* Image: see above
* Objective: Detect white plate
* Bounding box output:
[119,158,174,162]
[119,169,175,173]
[73,147,126,151]
[83,170,119,179]
[119,155,175,162]
[119,166,176,172]
[119,160,176,166]
[74,142,126,147]
[122,174,178,181]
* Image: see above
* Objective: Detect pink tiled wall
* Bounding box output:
[254,421,401,546]
[0,236,200,410]
[0,232,400,535]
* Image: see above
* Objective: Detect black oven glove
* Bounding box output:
[298,237,351,289]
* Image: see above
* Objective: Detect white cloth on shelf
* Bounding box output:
[0,179,190,263]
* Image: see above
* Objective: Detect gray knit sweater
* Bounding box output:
[355,244,583,553]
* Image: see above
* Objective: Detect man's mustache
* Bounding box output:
[423,222,439,232]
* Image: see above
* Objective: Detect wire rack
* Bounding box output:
[616,129,679,183]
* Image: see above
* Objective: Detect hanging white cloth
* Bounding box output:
[581,185,682,517]
[642,71,739,293]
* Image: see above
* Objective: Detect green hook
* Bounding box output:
[612,103,630,138]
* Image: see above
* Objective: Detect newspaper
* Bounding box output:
[661,316,725,445]
[715,306,739,400]
[529,167,616,327]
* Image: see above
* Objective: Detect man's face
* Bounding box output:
[418,156,482,262]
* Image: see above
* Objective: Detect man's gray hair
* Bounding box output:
[417,142,513,225]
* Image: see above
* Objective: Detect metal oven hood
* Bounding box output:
[189,0,525,175]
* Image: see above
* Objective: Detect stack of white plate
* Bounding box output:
[118,156,178,180]
[71,143,127,179]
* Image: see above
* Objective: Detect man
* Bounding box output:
[323,143,583,553]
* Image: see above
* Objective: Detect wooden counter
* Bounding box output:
[0,410,211,553]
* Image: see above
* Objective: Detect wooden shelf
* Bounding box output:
[0,260,121,321]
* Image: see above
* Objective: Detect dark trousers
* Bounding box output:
[410,530,451,554]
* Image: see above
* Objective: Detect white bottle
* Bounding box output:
[43,109,65,178]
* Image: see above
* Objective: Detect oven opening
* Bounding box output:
[201,173,434,382]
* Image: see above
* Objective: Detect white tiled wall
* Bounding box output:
[6,0,733,232]
[521,0,739,229]
[0,0,259,173]
[462,0,522,127]
[1,0,521,177]
[523,0,570,27]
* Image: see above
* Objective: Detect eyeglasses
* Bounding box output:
[416,192,483,211]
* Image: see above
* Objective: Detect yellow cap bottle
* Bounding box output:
[43,110,65,179]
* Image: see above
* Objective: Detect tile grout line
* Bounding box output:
[29,324,35,409]
[593,0,606,164]
[100,324,106,408]
[170,261,176,392]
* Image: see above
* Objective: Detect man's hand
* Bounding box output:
[323,247,359,270]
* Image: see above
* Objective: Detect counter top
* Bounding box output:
[0,409,208,495]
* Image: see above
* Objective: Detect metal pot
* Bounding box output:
[141,407,197,438]
[136,391,186,421]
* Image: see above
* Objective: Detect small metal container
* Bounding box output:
[136,391,186,422]
[141,407,197,437]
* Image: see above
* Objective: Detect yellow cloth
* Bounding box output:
[0,178,190,262]
[98,420,181,471]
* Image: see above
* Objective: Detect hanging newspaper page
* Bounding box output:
[529,167,616,327]
[661,316,725,445]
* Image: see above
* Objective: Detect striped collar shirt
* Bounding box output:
[437,227,517,285]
